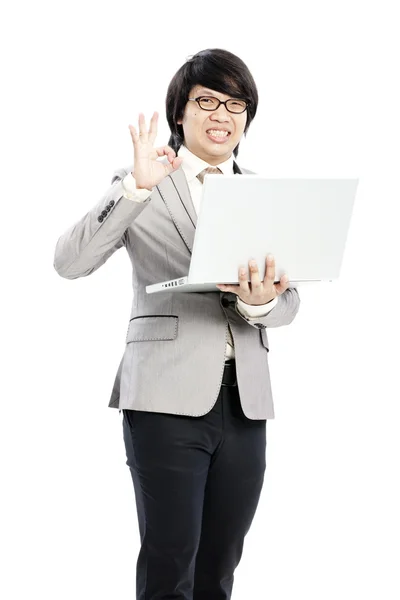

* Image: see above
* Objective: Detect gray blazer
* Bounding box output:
[54,162,300,420]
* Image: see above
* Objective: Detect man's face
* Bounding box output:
[177,85,248,165]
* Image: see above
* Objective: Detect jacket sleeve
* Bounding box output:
[234,287,301,329]
[53,166,152,279]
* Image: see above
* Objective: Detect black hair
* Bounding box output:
[166,48,258,158]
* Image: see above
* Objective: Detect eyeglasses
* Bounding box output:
[188,96,249,114]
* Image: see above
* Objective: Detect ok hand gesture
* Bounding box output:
[129,112,183,191]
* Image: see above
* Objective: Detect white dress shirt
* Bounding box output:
[120,144,278,360]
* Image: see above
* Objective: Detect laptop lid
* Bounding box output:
[187,175,358,284]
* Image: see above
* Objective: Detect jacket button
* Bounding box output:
[101,209,108,217]
[98,215,104,223]
[109,200,115,207]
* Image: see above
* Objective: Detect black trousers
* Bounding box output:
[122,361,267,600]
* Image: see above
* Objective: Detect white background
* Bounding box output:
[1,0,399,598]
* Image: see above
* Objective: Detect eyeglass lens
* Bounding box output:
[198,97,247,113]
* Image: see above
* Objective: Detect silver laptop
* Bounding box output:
[146,175,358,294]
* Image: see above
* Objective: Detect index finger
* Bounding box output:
[154,145,176,162]
[148,112,159,144]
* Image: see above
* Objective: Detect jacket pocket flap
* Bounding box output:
[260,328,269,351]
[126,316,178,342]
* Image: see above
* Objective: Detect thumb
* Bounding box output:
[170,157,183,171]
[164,157,183,175]
[274,278,289,296]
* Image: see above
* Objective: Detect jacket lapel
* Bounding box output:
[156,160,242,255]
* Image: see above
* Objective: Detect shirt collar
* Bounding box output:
[177,145,234,181]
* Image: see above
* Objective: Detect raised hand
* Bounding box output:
[129,112,183,191]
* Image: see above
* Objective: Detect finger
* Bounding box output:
[164,156,183,175]
[148,112,159,144]
[154,146,170,157]
[162,146,177,164]
[248,259,262,290]
[171,157,183,170]
[168,150,177,163]
[239,265,250,291]
[138,113,148,142]
[154,146,176,159]
[128,124,139,145]
[264,254,275,284]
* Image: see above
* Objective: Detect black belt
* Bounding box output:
[222,360,237,387]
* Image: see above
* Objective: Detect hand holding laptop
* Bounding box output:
[216,254,290,306]
[128,112,183,191]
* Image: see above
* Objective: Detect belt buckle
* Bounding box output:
[222,361,237,387]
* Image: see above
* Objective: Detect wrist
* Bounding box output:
[131,172,152,192]
[238,295,276,307]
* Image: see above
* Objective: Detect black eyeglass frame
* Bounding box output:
[188,96,249,114]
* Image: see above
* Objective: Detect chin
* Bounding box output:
[207,144,234,154]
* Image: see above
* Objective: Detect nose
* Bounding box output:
[210,105,231,122]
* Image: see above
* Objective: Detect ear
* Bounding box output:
[177,111,185,126]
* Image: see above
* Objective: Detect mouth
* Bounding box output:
[206,129,231,143]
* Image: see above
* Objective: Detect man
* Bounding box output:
[54,48,300,600]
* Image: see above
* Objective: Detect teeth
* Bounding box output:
[207,130,229,138]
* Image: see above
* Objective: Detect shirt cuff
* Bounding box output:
[121,172,152,202]
[236,296,278,318]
